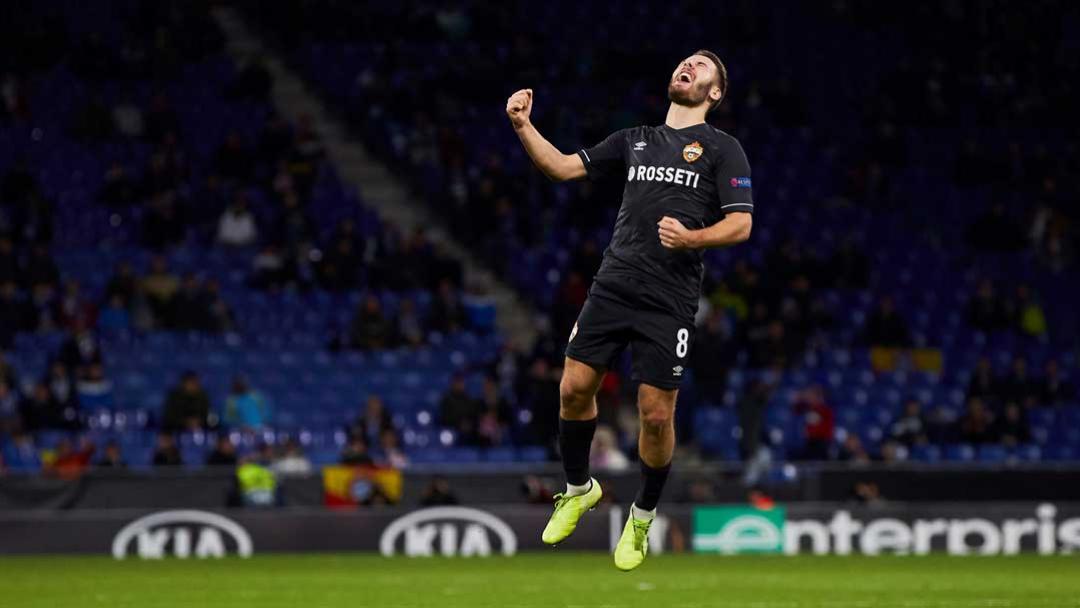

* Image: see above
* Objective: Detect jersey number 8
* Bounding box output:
[676,328,689,358]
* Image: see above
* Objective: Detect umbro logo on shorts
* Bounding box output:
[672,365,684,377]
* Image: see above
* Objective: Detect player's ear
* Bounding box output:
[709,85,723,104]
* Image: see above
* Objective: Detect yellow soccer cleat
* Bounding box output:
[541,478,603,545]
[613,510,652,571]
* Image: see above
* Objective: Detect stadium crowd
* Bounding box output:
[1,0,1079,477]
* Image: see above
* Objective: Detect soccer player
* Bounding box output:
[505,50,753,571]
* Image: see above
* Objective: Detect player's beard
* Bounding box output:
[668,77,713,109]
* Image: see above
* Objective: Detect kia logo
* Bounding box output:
[379,507,517,557]
[111,510,253,559]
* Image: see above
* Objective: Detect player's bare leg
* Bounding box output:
[542,357,605,545]
[615,383,677,570]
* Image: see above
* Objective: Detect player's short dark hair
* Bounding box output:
[694,49,728,111]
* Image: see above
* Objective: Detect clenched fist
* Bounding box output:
[658,216,698,250]
[506,88,533,129]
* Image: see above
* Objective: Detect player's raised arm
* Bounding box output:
[506,88,585,182]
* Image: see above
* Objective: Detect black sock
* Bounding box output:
[634,460,672,511]
[558,417,597,486]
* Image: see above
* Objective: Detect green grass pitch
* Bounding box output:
[1,553,1078,607]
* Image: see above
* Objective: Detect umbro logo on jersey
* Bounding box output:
[633,141,647,151]
[672,365,684,377]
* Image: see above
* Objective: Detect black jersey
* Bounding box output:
[576,123,753,320]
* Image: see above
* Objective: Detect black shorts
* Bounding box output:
[565,276,696,390]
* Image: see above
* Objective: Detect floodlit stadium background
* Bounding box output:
[1,1,1079,603]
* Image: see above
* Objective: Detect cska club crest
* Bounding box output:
[682,141,703,163]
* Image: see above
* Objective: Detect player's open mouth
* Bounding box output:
[676,71,693,84]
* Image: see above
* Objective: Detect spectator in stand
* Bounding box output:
[968,202,1026,252]
[0,282,33,348]
[956,398,995,445]
[692,309,735,402]
[144,94,180,143]
[45,361,75,411]
[98,162,139,208]
[227,58,272,102]
[0,352,16,387]
[590,425,630,472]
[50,437,95,477]
[0,378,20,434]
[890,399,928,447]
[105,261,139,309]
[828,238,870,289]
[224,376,271,431]
[350,395,392,443]
[837,434,871,464]
[28,282,59,332]
[994,403,1031,447]
[862,296,911,348]
[141,191,186,249]
[141,255,179,325]
[439,374,480,445]
[395,298,426,347]
[517,357,560,450]
[207,435,238,466]
[214,131,253,180]
[217,195,258,247]
[97,294,131,332]
[1039,360,1074,406]
[96,440,126,468]
[162,371,211,432]
[23,243,59,288]
[111,93,144,138]
[76,362,114,410]
[258,114,292,164]
[54,280,96,332]
[925,403,958,445]
[967,279,1007,332]
[251,244,288,290]
[272,191,313,250]
[476,376,512,447]
[348,295,394,350]
[429,279,467,333]
[71,95,113,142]
[272,439,313,476]
[1012,284,1048,340]
[996,357,1038,409]
[340,436,374,466]
[58,324,102,378]
[170,274,208,331]
[745,304,791,369]
[378,428,408,469]
[152,432,182,466]
[3,433,41,471]
[794,385,835,460]
[203,280,234,332]
[967,357,996,403]
[0,237,18,285]
[420,476,459,506]
[20,381,75,431]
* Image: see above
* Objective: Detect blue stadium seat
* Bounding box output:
[517,446,549,463]
[911,444,942,463]
[944,444,976,462]
[977,445,1008,463]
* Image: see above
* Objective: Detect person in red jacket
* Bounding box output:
[795,385,835,460]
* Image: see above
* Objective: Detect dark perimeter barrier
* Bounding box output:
[3,502,1080,558]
